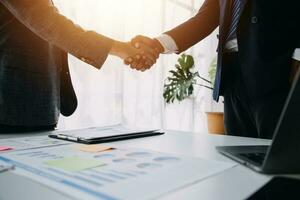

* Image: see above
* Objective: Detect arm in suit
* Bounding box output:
[164,0,220,53]
[1,0,114,69]
[129,0,220,69]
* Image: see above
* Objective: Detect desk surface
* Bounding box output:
[0,130,272,200]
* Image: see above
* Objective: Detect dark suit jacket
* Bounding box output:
[165,0,300,101]
[0,0,113,126]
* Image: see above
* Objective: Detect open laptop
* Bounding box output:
[216,68,300,174]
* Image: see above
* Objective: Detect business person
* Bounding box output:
[0,0,158,133]
[130,0,300,139]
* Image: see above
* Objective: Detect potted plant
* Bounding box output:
[163,54,225,134]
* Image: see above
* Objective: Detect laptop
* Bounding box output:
[216,68,300,174]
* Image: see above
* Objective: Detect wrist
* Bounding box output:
[153,39,165,54]
[155,34,178,54]
[110,40,123,58]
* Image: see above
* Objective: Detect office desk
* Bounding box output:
[0,130,272,200]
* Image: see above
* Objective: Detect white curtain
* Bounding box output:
[54,0,223,133]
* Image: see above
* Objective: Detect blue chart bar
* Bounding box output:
[110,170,137,178]
[84,169,140,186]
[90,169,127,181]
[16,151,43,156]
[96,171,127,180]
[131,170,147,175]
[0,156,118,200]
[83,172,115,184]
[28,152,48,157]
[47,168,102,187]
[16,151,63,160]
[73,175,102,187]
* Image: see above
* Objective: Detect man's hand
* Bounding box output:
[124,35,164,71]
[290,59,300,83]
[131,35,164,54]
[110,40,156,71]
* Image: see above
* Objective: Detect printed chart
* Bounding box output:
[0,144,235,200]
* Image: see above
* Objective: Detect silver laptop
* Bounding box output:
[216,69,300,174]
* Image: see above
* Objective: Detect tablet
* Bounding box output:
[49,126,164,144]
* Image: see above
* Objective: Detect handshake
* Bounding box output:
[110,36,164,72]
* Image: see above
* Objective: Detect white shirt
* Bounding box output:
[155,34,300,61]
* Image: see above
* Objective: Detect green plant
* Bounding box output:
[208,56,217,87]
[163,54,214,104]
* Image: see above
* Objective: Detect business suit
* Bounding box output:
[165,0,300,138]
[0,0,113,131]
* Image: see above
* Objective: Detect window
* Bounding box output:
[55,0,220,133]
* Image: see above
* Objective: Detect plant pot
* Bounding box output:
[206,112,225,135]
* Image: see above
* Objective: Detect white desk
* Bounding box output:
[0,130,272,200]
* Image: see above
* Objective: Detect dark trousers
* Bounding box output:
[222,53,288,139]
[0,124,56,133]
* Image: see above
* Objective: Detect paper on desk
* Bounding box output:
[0,136,70,152]
[75,144,114,153]
[44,157,105,172]
[0,145,236,200]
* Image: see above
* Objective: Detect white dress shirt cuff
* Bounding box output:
[293,49,300,61]
[155,34,178,54]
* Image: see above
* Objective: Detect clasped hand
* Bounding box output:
[110,36,163,72]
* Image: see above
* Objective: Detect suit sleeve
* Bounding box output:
[165,0,220,53]
[1,0,114,69]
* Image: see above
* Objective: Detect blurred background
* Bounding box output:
[54,0,223,133]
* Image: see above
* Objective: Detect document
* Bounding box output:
[0,136,70,152]
[0,144,236,200]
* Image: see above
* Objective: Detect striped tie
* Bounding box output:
[226,0,241,41]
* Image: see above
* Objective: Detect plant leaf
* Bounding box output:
[163,54,198,104]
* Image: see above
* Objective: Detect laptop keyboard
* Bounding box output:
[238,152,266,166]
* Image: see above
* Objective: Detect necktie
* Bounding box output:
[226,0,241,41]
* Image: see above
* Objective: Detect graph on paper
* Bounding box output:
[0,144,235,200]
